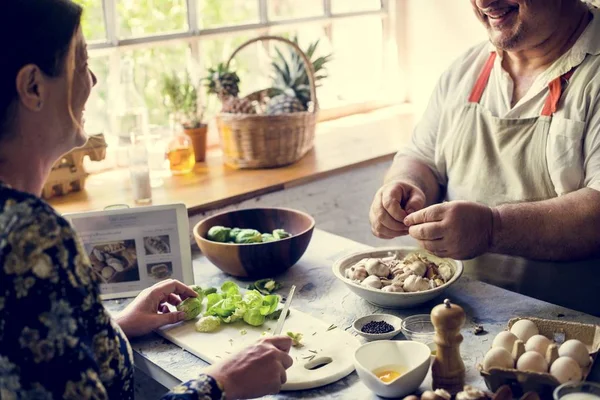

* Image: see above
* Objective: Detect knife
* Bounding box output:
[273,285,296,336]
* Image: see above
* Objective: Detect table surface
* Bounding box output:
[103,229,600,399]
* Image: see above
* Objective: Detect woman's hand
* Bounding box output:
[115,279,198,338]
[205,336,294,400]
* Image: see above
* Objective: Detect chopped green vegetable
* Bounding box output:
[261,233,276,242]
[248,278,282,295]
[287,332,304,347]
[240,329,247,336]
[228,228,241,242]
[207,226,231,242]
[202,287,217,296]
[267,308,290,320]
[190,285,204,297]
[195,316,221,332]
[326,324,337,332]
[176,297,203,320]
[235,229,262,244]
[272,229,292,240]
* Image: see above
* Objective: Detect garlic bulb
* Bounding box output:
[361,275,382,289]
[438,264,453,282]
[403,275,430,292]
[345,265,368,282]
[550,356,583,384]
[382,283,405,292]
[365,258,391,277]
[406,260,427,277]
[558,340,590,367]
[516,351,548,373]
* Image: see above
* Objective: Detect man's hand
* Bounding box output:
[205,336,294,399]
[115,279,198,338]
[369,180,427,239]
[403,201,494,260]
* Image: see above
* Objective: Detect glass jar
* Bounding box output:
[166,132,195,175]
[128,139,152,204]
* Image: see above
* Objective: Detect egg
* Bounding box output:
[516,351,548,373]
[483,347,514,371]
[550,356,583,384]
[492,331,519,353]
[510,319,539,342]
[525,334,552,355]
[558,339,590,367]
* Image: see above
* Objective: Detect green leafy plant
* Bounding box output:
[161,70,206,129]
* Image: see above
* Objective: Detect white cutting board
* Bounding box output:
[157,307,361,391]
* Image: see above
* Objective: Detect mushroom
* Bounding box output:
[345,265,368,282]
[438,264,454,282]
[365,258,391,277]
[382,283,405,293]
[361,275,382,289]
[403,275,430,292]
[456,385,489,400]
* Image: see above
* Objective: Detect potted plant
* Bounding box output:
[161,71,208,162]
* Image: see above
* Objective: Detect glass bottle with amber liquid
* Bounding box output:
[166,131,195,175]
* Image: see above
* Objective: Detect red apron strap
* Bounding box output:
[469,52,497,103]
[541,68,576,117]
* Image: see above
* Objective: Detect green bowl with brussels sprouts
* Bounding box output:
[193,208,315,278]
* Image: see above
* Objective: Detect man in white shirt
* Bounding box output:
[370,0,600,315]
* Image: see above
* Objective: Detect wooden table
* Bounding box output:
[103,229,600,399]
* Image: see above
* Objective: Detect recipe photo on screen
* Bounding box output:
[71,209,183,296]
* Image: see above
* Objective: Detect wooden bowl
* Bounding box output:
[193,207,315,278]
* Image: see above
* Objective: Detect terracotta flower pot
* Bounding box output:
[184,125,208,162]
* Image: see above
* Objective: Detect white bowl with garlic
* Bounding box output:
[332,247,463,308]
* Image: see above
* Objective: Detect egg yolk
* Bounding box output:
[376,370,401,383]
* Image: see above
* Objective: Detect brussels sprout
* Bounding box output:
[202,287,217,296]
[207,226,231,242]
[228,228,241,242]
[235,229,262,244]
[195,316,221,332]
[273,229,292,240]
[176,297,203,320]
[248,278,281,295]
[286,332,303,347]
[190,285,203,296]
[261,233,276,243]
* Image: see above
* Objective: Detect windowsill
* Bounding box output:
[48,105,415,216]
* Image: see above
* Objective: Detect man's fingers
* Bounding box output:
[403,187,426,214]
[280,369,287,385]
[372,223,406,239]
[381,190,406,222]
[158,304,171,313]
[380,212,409,232]
[280,353,294,370]
[417,239,447,255]
[163,293,182,306]
[155,310,186,328]
[263,336,293,352]
[408,222,445,241]
[404,204,445,226]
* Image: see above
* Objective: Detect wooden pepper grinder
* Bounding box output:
[431,298,466,395]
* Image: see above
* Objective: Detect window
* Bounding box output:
[76,0,399,167]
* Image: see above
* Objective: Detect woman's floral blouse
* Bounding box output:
[0,182,223,400]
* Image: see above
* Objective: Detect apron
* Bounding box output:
[444,52,600,316]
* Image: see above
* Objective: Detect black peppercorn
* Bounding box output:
[361,320,394,334]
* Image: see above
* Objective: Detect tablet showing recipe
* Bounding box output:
[64,203,194,300]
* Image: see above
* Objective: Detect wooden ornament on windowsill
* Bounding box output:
[42,134,108,199]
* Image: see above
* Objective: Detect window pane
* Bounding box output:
[120,44,192,128]
[85,56,110,135]
[198,0,259,29]
[328,16,383,105]
[268,0,324,20]
[331,0,381,14]
[74,0,106,42]
[117,0,187,39]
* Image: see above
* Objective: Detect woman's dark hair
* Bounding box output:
[0,0,83,137]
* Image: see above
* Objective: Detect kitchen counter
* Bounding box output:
[103,229,600,399]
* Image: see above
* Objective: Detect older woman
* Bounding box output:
[0,1,293,399]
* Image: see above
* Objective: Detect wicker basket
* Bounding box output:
[216,35,318,169]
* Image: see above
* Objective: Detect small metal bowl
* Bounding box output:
[353,314,403,341]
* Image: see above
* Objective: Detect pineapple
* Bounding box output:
[266,37,332,115]
[204,62,256,114]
